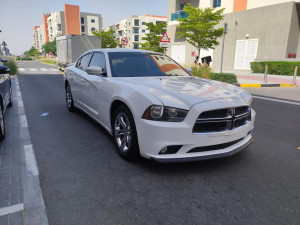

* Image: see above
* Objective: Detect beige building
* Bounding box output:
[113,15,167,49]
[167,0,300,71]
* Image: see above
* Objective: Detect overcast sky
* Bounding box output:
[0,0,168,54]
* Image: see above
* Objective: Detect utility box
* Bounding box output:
[56,35,101,67]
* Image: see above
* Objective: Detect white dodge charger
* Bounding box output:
[64,49,255,162]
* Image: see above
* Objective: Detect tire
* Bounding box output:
[65,83,76,112]
[0,104,5,141]
[8,85,13,107]
[112,105,140,161]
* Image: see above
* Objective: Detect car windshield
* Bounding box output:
[108,52,190,77]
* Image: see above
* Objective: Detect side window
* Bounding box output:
[78,53,92,71]
[89,52,106,73]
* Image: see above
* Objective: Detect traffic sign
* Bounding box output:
[121,37,128,46]
[160,42,170,48]
[160,32,170,43]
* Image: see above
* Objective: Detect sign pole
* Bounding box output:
[164,48,166,55]
[220,22,228,73]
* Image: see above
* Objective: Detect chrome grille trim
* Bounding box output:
[193,106,251,133]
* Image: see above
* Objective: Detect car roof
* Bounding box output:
[86,48,160,54]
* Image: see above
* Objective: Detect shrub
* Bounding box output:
[0,56,18,75]
[191,64,212,79]
[250,61,300,76]
[210,73,237,84]
[40,58,56,65]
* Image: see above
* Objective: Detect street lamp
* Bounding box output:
[220,22,228,73]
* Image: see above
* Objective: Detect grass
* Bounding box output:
[39,58,57,65]
[0,56,18,75]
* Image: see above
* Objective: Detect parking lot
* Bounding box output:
[9,61,299,225]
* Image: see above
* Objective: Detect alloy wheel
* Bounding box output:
[114,112,132,152]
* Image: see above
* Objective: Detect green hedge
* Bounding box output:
[16,56,33,61]
[210,73,237,84]
[250,61,300,76]
[0,56,18,75]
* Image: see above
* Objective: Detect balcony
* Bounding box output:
[171,10,187,21]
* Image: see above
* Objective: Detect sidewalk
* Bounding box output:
[0,77,48,225]
[236,72,299,87]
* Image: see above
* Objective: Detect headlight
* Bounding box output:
[142,105,188,122]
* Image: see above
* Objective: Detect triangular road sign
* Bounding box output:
[160,32,170,43]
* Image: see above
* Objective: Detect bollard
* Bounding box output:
[264,65,268,83]
[292,66,298,85]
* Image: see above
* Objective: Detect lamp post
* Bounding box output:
[220,22,228,73]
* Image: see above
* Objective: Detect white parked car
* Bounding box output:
[64,49,255,162]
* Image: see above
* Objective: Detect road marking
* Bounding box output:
[50,68,58,71]
[30,68,38,71]
[41,68,49,71]
[20,115,28,128]
[0,203,24,216]
[24,144,39,176]
[253,96,300,106]
[19,68,25,71]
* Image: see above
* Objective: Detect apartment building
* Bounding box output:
[113,15,167,49]
[167,0,300,71]
[33,4,102,52]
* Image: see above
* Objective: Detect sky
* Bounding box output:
[0,0,168,55]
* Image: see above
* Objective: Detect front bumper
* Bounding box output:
[135,98,256,162]
[151,137,253,163]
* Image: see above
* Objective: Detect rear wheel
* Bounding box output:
[66,83,76,112]
[112,105,140,160]
[0,105,5,141]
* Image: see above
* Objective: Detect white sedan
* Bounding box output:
[64,49,255,162]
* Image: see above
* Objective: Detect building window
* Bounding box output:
[81,26,85,32]
[142,30,145,33]
[91,19,95,23]
[133,44,139,49]
[81,17,84,24]
[213,0,221,8]
[180,3,187,10]
[142,22,145,25]
[91,27,96,31]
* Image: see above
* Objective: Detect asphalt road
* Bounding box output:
[18,62,300,225]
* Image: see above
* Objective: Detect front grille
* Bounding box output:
[188,138,244,153]
[193,106,251,133]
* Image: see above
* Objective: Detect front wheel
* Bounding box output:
[0,105,5,141]
[65,84,76,112]
[112,105,140,161]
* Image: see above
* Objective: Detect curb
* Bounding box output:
[14,77,49,225]
[239,83,297,88]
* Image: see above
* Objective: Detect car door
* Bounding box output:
[80,52,108,118]
[72,53,92,110]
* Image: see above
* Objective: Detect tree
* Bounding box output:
[42,39,56,55]
[24,47,40,57]
[140,22,166,53]
[92,27,117,48]
[177,3,224,63]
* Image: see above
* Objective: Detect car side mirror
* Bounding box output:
[1,57,8,63]
[0,66,10,74]
[86,66,104,76]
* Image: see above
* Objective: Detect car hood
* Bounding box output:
[119,76,250,110]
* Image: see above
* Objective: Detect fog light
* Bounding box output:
[160,146,168,154]
[159,145,183,155]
